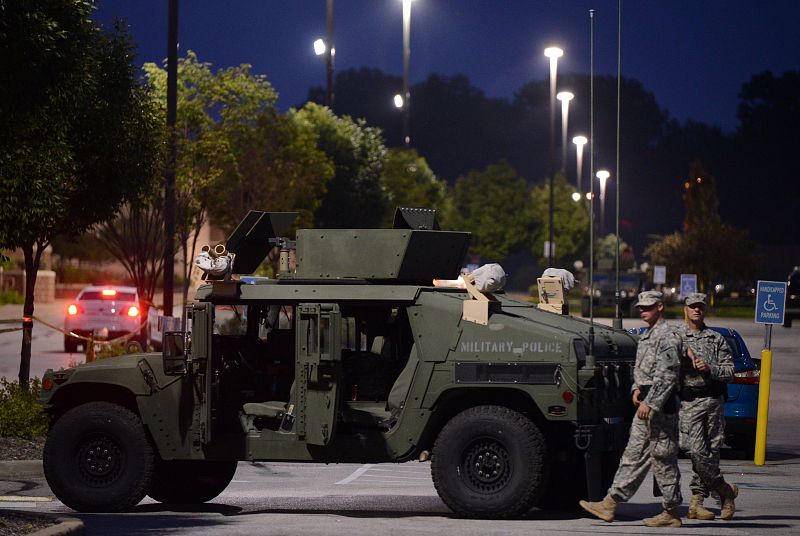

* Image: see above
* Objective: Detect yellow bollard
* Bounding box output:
[754,347,773,465]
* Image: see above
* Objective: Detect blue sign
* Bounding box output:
[680,274,697,297]
[755,280,786,324]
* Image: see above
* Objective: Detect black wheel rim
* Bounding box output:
[459,436,512,493]
[76,432,124,487]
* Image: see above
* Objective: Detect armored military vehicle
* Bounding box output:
[39,209,638,517]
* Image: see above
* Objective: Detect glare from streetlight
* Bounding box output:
[394,94,404,109]
[596,169,611,184]
[313,38,326,56]
[596,170,611,235]
[571,192,581,202]
[573,135,587,146]
[557,91,574,103]
[573,135,588,193]
[544,47,564,59]
[585,192,594,200]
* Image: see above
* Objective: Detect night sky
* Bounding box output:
[97,0,799,132]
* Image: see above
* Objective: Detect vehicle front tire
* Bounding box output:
[431,405,547,519]
[43,402,155,512]
[148,459,238,504]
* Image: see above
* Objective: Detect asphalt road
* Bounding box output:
[2,299,799,534]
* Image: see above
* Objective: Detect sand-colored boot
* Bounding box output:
[579,494,617,522]
[643,507,682,528]
[718,483,739,520]
[688,494,715,520]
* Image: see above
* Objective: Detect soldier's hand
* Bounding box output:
[632,389,642,407]
[636,402,651,420]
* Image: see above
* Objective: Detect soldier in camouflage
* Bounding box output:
[580,290,684,528]
[679,292,738,520]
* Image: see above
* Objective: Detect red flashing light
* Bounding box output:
[42,378,54,391]
[101,289,117,296]
[562,390,575,403]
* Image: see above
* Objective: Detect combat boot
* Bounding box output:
[718,483,738,520]
[579,494,617,522]
[688,494,715,520]
[643,507,682,528]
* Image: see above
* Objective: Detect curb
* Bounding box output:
[2,509,83,536]
[0,460,44,479]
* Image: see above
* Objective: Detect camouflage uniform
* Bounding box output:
[678,307,734,497]
[609,317,683,509]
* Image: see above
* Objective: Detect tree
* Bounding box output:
[441,161,531,262]
[380,148,445,227]
[95,198,165,323]
[0,1,161,385]
[644,163,756,291]
[292,103,388,228]
[528,174,590,267]
[144,52,289,302]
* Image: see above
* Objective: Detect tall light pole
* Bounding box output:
[596,169,611,236]
[163,0,178,317]
[573,135,587,193]
[557,91,574,174]
[401,0,413,147]
[544,46,563,267]
[313,0,335,110]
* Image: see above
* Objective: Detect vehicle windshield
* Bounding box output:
[79,291,137,301]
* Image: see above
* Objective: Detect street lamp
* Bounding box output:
[313,0,335,110]
[544,46,563,267]
[557,91,574,174]
[393,94,404,109]
[596,169,611,236]
[400,0,414,147]
[571,192,581,202]
[572,135,588,193]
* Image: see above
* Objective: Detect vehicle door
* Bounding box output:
[188,301,214,444]
[294,303,341,446]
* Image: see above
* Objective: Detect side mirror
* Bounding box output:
[163,331,187,375]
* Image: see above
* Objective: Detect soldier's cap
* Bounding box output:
[685,292,708,306]
[634,290,663,307]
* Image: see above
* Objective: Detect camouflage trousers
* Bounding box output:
[609,410,682,509]
[680,396,726,497]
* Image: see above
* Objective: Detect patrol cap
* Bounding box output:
[634,290,663,307]
[685,292,708,306]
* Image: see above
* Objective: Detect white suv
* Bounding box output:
[64,286,142,353]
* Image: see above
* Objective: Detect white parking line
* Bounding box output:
[335,464,374,485]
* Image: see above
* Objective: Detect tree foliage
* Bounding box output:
[380,148,445,226]
[292,103,388,228]
[644,163,756,290]
[528,174,590,266]
[0,0,161,384]
[441,161,531,262]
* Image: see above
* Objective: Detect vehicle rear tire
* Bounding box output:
[148,459,238,504]
[431,405,547,518]
[43,402,155,512]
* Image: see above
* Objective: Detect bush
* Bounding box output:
[0,290,24,304]
[0,378,49,438]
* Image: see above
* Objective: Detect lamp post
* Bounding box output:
[557,91,574,174]
[313,0,335,109]
[572,135,587,193]
[401,0,414,147]
[544,46,563,267]
[596,169,611,236]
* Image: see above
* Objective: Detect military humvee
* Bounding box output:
[39,209,638,518]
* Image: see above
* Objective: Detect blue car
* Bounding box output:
[628,326,759,454]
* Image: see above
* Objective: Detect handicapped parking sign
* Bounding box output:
[679,274,697,298]
[755,280,786,324]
